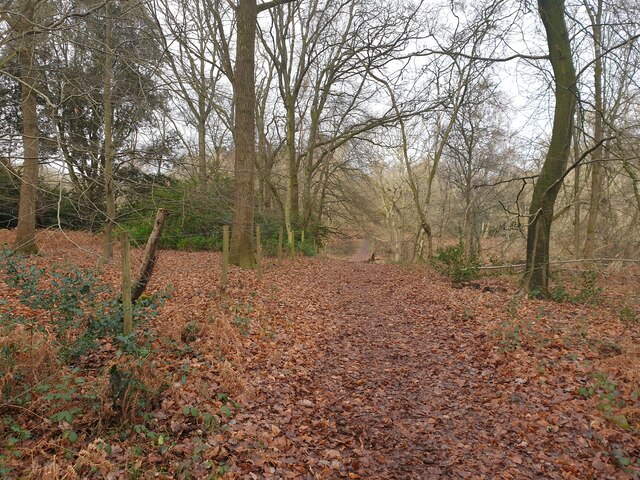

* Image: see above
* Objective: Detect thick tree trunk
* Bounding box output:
[523,0,577,296]
[229,0,257,268]
[301,147,318,232]
[102,2,115,262]
[14,3,39,255]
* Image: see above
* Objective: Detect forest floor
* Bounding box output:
[1,230,639,479]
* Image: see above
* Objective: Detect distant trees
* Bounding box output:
[257,0,421,249]
[44,0,166,230]
[151,0,229,187]
[443,81,510,259]
[1,0,639,281]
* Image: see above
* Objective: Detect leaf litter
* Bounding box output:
[0,230,638,479]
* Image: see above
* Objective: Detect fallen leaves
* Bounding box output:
[0,230,638,478]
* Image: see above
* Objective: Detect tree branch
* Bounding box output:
[257,0,296,13]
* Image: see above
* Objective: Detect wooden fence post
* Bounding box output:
[278,225,283,260]
[256,225,262,280]
[120,232,133,335]
[301,229,305,244]
[221,225,229,291]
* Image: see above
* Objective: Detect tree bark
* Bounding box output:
[14,1,40,255]
[523,0,577,296]
[229,0,257,268]
[582,0,603,258]
[285,98,299,249]
[102,1,115,262]
[132,209,168,302]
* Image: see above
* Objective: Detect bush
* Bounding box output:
[433,243,480,284]
[296,238,317,256]
[551,271,602,304]
[125,220,153,247]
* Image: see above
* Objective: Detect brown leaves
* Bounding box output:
[1,231,639,478]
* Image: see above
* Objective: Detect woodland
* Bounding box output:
[1,0,640,477]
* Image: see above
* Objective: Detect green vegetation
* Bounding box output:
[577,372,637,439]
[551,271,602,304]
[432,243,480,284]
[0,252,169,476]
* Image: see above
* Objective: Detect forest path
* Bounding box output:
[346,237,371,262]
[0,231,634,478]
[239,259,598,479]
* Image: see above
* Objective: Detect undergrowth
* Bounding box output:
[551,270,603,304]
[0,252,169,477]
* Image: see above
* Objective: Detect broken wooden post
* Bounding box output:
[256,225,262,280]
[120,231,133,335]
[132,208,168,302]
[278,225,283,260]
[221,225,229,291]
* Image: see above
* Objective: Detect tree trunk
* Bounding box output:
[229,0,257,268]
[284,98,299,249]
[197,44,209,190]
[582,0,603,258]
[523,0,577,297]
[102,2,115,262]
[623,157,640,213]
[132,209,168,302]
[198,99,207,187]
[14,2,40,255]
[302,144,322,232]
[572,120,581,258]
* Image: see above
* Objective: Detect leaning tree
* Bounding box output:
[523,0,578,296]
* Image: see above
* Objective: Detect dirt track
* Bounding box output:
[346,238,372,263]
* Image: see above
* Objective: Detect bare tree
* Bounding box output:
[581,0,605,257]
[523,0,577,296]
[229,0,294,267]
[102,0,115,261]
[151,0,229,187]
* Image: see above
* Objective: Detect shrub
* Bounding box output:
[433,243,479,284]
[620,306,638,325]
[575,270,602,303]
[295,238,317,257]
[119,176,233,250]
[176,235,222,251]
[551,271,602,304]
[125,220,153,247]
